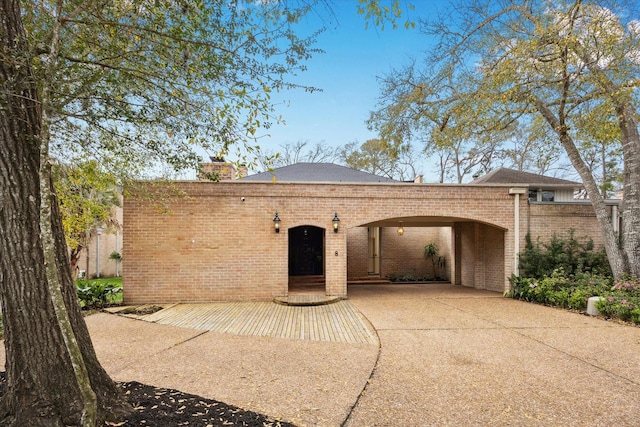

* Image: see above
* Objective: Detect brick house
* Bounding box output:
[123,161,620,303]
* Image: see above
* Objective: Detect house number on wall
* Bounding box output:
[335,251,338,256]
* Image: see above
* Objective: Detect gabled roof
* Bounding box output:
[240,163,399,183]
[471,168,581,187]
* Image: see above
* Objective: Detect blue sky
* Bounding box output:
[252,1,446,177]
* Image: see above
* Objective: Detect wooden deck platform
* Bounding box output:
[118,301,378,345]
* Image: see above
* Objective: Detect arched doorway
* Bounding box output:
[289,226,325,292]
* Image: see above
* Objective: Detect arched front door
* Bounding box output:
[289,226,325,280]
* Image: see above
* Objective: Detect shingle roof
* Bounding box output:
[471,168,581,187]
[240,163,399,183]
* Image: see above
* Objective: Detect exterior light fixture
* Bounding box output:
[332,212,340,233]
[273,212,281,233]
[397,223,404,236]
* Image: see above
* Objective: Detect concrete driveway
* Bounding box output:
[345,283,640,426]
[2,283,639,426]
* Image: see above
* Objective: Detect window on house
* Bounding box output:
[528,190,538,202]
[541,190,555,202]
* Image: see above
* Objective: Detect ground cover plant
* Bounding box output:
[509,270,612,310]
[76,277,123,309]
[389,273,433,282]
[596,277,640,324]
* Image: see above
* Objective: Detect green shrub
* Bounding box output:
[519,230,611,279]
[76,281,122,309]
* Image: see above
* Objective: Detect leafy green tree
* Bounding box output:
[0,0,322,424]
[54,161,121,278]
[423,242,439,277]
[369,0,640,280]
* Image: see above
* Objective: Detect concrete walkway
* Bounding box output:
[3,283,640,426]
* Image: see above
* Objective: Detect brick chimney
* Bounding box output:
[198,157,247,181]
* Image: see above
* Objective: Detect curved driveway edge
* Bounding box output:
[345,283,640,426]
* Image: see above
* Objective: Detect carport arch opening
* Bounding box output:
[349,216,507,291]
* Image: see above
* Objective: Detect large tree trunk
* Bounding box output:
[0,0,129,424]
[70,246,83,279]
[617,104,640,278]
[578,39,640,279]
[533,96,628,281]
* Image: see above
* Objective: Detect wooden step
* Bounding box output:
[273,295,342,306]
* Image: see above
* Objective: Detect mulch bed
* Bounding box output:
[0,372,295,426]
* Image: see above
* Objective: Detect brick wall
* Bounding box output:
[527,202,607,246]
[456,222,477,287]
[346,227,369,278]
[124,181,607,303]
[378,227,451,279]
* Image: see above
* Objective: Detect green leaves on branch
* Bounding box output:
[25,0,322,176]
[369,0,637,188]
[53,160,120,254]
[341,138,418,181]
[357,0,416,30]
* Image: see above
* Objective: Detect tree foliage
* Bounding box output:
[357,0,416,30]
[25,0,323,177]
[341,138,420,180]
[500,116,567,175]
[54,161,120,277]
[369,0,640,279]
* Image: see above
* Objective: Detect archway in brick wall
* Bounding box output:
[348,216,506,292]
[288,225,326,294]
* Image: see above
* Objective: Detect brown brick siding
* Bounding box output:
[124,181,607,303]
[527,202,607,246]
[379,227,451,279]
[346,227,369,278]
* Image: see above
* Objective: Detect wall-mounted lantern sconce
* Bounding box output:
[332,212,340,233]
[397,222,404,236]
[273,212,281,233]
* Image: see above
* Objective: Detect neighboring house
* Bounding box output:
[75,204,123,279]
[472,167,622,242]
[471,167,580,202]
[122,162,619,303]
